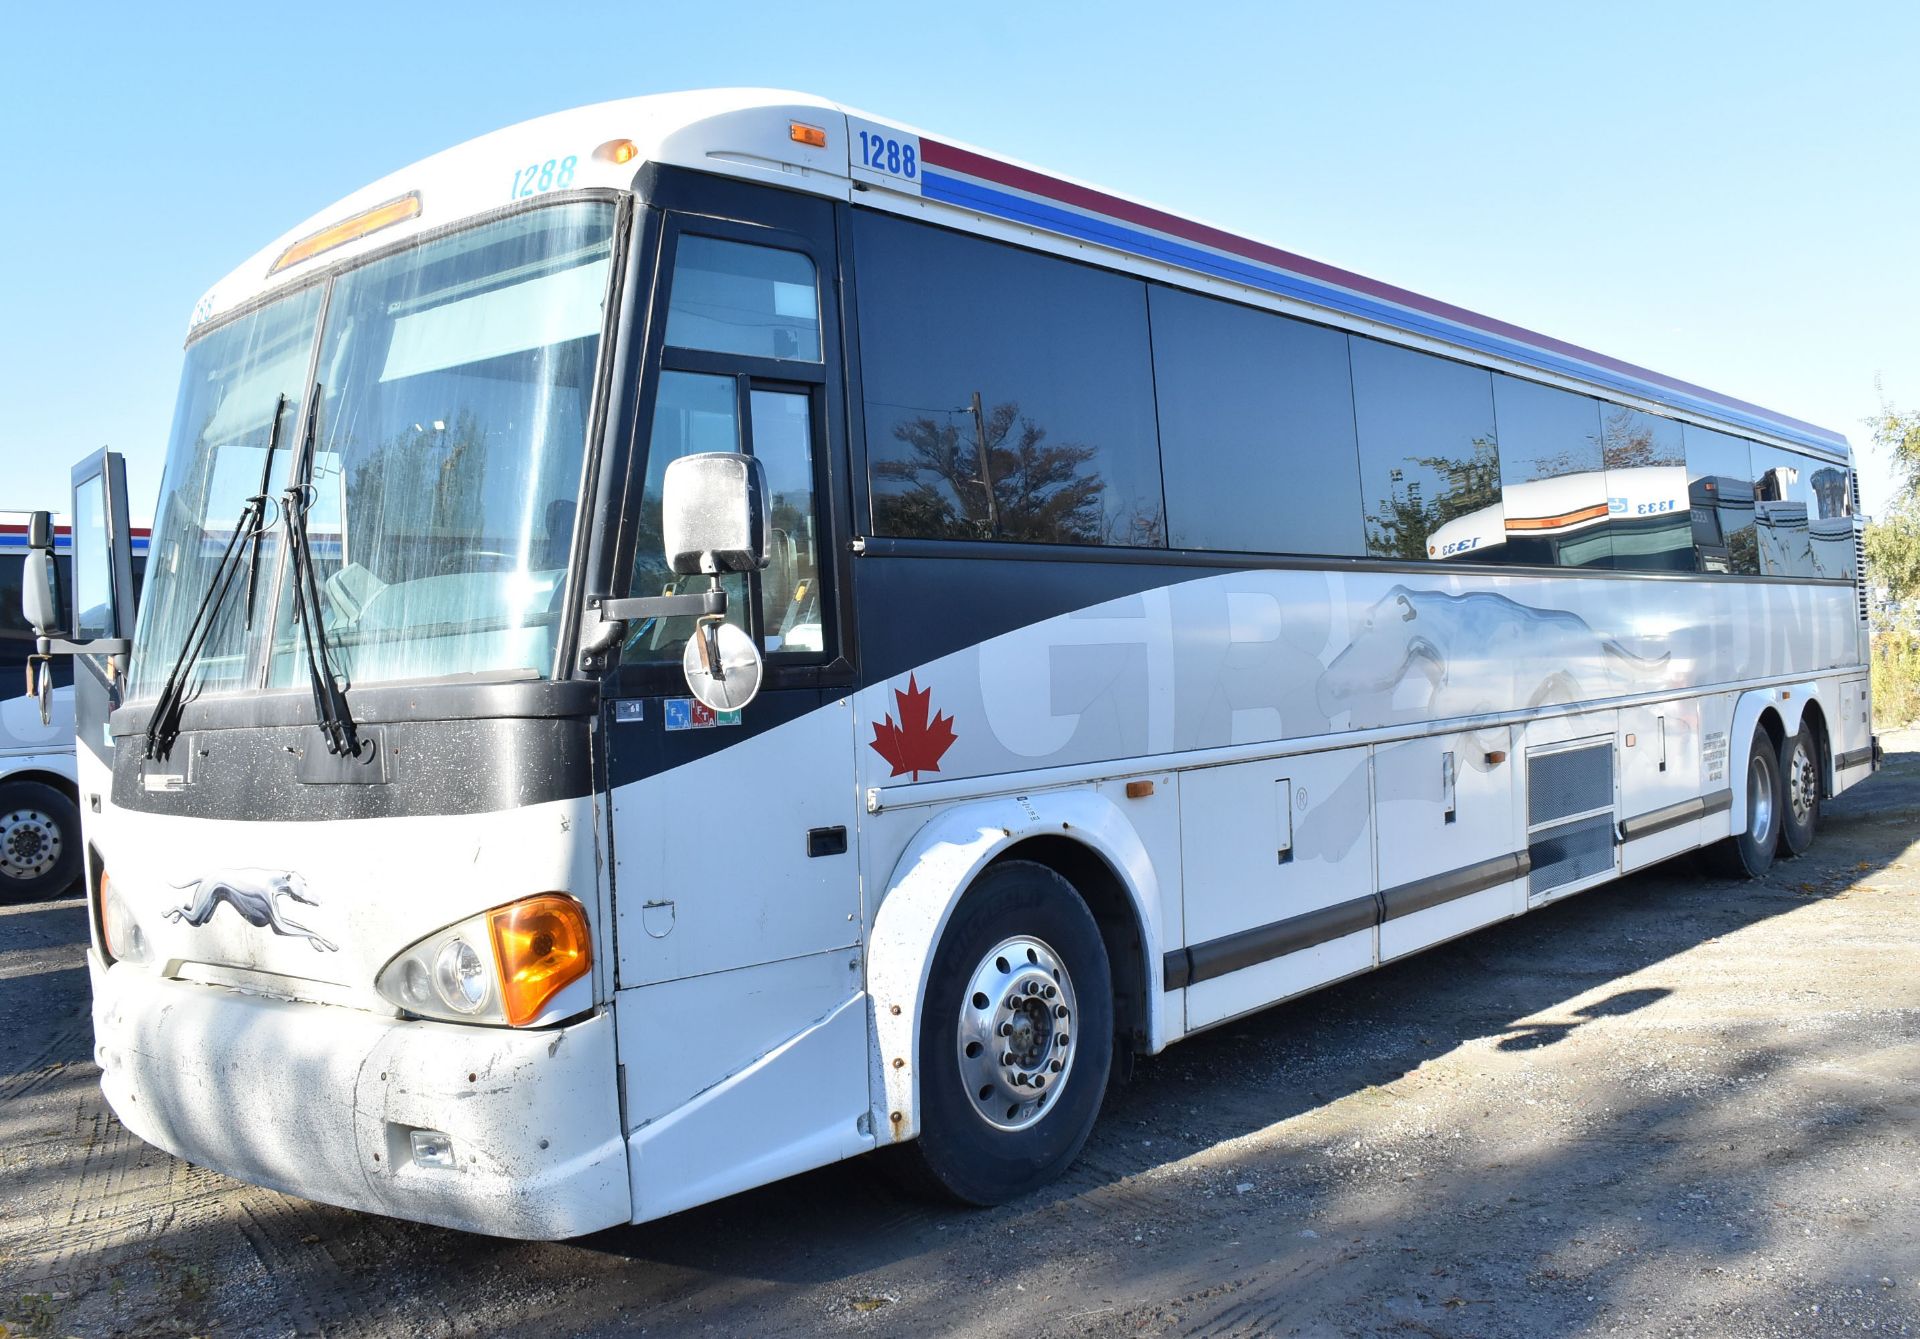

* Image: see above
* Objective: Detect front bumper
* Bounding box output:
[90,954,630,1239]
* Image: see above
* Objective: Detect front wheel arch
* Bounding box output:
[896,858,1113,1205]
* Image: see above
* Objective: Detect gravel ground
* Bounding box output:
[3,735,1917,1338]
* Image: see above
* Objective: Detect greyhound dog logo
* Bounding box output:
[1318,586,1672,761]
[165,869,338,953]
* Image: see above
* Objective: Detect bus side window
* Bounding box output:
[1683,425,1758,575]
[1350,337,1504,564]
[627,371,748,661]
[1490,374,1610,568]
[1599,405,1691,572]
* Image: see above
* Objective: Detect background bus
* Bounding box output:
[25,90,1875,1239]
[1,514,145,899]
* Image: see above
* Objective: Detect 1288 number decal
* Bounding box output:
[511,156,578,199]
[856,130,916,180]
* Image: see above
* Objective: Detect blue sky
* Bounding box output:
[3,0,1914,519]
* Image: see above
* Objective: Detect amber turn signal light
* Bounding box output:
[268,192,422,275]
[487,894,591,1027]
[595,138,639,165]
[789,121,827,148]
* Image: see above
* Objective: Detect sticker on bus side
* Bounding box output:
[663,699,741,731]
[848,118,922,194]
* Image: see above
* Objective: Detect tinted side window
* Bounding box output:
[665,236,821,362]
[854,212,1165,547]
[1351,338,1501,562]
[1150,286,1362,555]
[1683,425,1757,575]
[1491,375,1607,567]
[1751,442,1817,577]
[1600,405,1691,571]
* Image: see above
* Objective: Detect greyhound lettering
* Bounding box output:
[165,869,338,953]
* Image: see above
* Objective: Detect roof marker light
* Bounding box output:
[789,122,827,148]
[596,138,639,165]
[268,192,422,276]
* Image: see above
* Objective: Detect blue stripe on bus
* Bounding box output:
[918,169,1844,457]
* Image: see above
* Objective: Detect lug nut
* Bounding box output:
[998,1021,1012,1036]
[1032,1074,1046,1089]
[1059,1034,1069,1047]
[1044,985,1057,999]
[1055,1005,1069,1018]
[1050,1060,1062,1072]
[1001,1051,1016,1066]
[1005,994,1021,1010]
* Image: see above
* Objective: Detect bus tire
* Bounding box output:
[0,780,82,903]
[902,859,1113,1206]
[1779,727,1821,858]
[1710,725,1784,880]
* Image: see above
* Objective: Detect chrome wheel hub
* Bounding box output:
[0,807,61,881]
[1787,743,1818,826]
[1749,755,1775,846]
[957,935,1078,1131]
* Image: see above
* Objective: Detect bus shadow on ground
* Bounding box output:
[568,747,1920,1319]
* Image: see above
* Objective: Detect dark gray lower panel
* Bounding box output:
[1618,790,1731,843]
[1378,851,1531,921]
[1165,849,1533,993]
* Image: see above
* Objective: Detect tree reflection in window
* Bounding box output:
[873,399,1128,545]
[852,210,1164,548]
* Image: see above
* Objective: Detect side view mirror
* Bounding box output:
[662,453,769,576]
[582,452,773,713]
[22,510,62,636]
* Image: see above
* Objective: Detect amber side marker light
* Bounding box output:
[269,192,422,275]
[488,894,591,1026]
[595,138,639,165]
[790,121,827,148]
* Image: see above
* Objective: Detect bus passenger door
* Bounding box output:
[1375,729,1527,962]
[598,178,870,1220]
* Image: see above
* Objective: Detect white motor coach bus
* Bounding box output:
[22,90,1876,1238]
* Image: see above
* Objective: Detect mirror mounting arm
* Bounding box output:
[36,635,132,657]
[590,590,727,622]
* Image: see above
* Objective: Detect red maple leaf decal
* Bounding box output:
[869,674,957,781]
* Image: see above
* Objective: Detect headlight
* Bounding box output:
[99,871,150,966]
[432,937,491,1014]
[375,894,592,1027]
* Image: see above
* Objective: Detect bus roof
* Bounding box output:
[195,89,1847,460]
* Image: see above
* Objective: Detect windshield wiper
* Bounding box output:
[144,396,288,760]
[281,388,360,757]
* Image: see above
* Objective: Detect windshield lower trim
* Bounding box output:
[111,675,599,737]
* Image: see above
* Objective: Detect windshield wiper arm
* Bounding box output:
[281,387,360,757]
[144,396,288,760]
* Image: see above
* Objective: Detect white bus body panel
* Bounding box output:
[0,685,77,787]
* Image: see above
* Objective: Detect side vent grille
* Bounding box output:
[1531,813,1617,893]
[1528,743,1613,825]
[1852,473,1869,626]
[1527,739,1616,896]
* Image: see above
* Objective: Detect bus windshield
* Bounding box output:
[128,201,617,701]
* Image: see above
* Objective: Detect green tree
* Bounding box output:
[1865,395,1920,724]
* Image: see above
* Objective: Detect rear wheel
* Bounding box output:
[902,860,1112,1205]
[1709,726,1783,880]
[0,780,82,902]
[1779,728,1822,858]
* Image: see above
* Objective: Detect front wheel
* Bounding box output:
[903,860,1113,1205]
[1709,726,1784,880]
[1779,728,1822,858]
[0,780,83,902]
